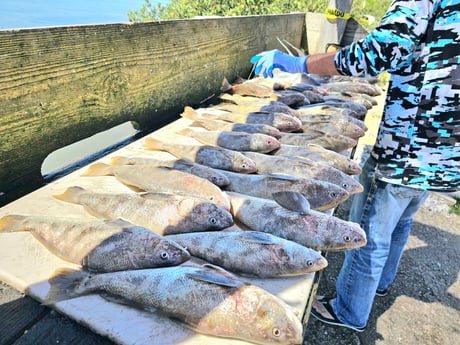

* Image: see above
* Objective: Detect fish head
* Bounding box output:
[346,160,362,175]
[309,183,349,211]
[191,202,234,231]
[233,154,258,173]
[336,174,364,195]
[244,286,303,344]
[280,244,328,274]
[324,218,367,251]
[248,134,281,153]
[273,114,302,132]
[149,236,191,267]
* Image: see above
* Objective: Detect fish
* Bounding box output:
[227,191,367,251]
[322,81,382,96]
[295,111,368,132]
[82,163,231,210]
[326,91,377,109]
[243,151,363,195]
[299,118,366,139]
[278,132,357,152]
[144,136,257,173]
[109,156,230,187]
[321,100,368,119]
[217,169,349,211]
[273,144,362,175]
[0,215,190,272]
[295,104,365,123]
[166,231,328,277]
[46,265,303,345]
[177,127,280,153]
[189,117,282,138]
[53,186,233,235]
[221,77,274,97]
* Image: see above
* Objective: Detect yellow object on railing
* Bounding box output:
[325,7,375,25]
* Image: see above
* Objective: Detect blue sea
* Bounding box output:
[0,0,168,30]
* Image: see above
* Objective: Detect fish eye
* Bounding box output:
[211,177,218,183]
[241,164,247,169]
[306,260,314,267]
[160,252,169,260]
[209,217,217,224]
[330,192,337,198]
[209,196,215,201]
[343,235,351,242]
[342,183,349,189]
[272,327,281,337]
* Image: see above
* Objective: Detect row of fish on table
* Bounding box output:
[0,71,383,345]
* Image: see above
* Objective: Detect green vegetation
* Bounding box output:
[128,0,392,30]
[450,198,460,215]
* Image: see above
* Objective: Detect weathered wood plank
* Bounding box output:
[0,14,306,205]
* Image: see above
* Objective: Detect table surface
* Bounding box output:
[0,117,317,345]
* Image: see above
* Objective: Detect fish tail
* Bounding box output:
[110,156,130,165]
[176,127,194,137]
[0,215,27,233]
[44,268,91,305]
[180,106,200,120]
[144,136,165,151]
[220,77,233,92]
[53,186,86,204]
[81,163,113,177]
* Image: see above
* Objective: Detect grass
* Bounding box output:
[449,198,460,215]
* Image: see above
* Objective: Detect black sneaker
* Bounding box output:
[376,288,388,297]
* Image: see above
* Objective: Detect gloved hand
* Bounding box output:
[250,49,309,78]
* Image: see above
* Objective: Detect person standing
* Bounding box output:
[250,0,460,331]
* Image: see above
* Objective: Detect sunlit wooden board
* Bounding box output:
[0,117,315,345]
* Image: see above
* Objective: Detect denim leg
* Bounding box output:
[332,156,429,328]
[377,187,430,290]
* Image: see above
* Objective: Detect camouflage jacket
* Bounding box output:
[335,0,460,191]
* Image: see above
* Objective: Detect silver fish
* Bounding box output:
[53,187,233,235]
[217,169,349,211]
[295,104,366,124]
[278,132,358,152]
[242,151,363,195]
[110,156,230,187]
[0,215,190,272]
[228,191,367,251]
[167,231,328,277]
[177,127,280,153]
[144,136,257,173]
[273,144,362,175]
[82,163,231,211]
[46,265,303,345]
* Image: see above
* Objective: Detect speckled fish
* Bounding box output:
[110,156,230,187]
[322,81,382,96]
[295,104,365,124]
[273,144,362,175]
[326,91,377,109]
[53,187,233,235]
[82,163,231,210]
[321,100,368,119]
[242,151,363,195]
[0,215,190,272]
[46,265,303,345]
[177,127,280,153]
[144,137,257,173]
[190,107,302,133]
[217,169,349,211]
[227,191,367,251]
[189,117,282,138]
[299,116,366,139]
[166,231,328,277]
[278,132,357,152]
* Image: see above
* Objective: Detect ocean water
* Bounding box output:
[0,0,168,30]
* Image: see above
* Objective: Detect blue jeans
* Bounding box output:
[332,156,430,329]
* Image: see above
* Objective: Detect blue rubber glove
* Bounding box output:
[250,49,309,78]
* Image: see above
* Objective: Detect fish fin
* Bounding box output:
[0,215,27,233]
[44,268,91,305]
[189,265,247,288]
[53,186,85,204]
[174,158,196,167]
[239,231,277,245]
[81,162,113,177]
[265,173,300,181]
[272,191,311,214]
[220,77,233,93]
[110,156,130,165]
[144,137,164,151]
[307,143,327,152]
[139,192,174,201]
[180,106,200,120]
